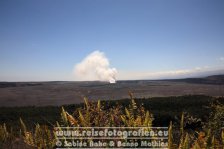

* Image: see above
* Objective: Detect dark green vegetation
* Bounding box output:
[1,95,223,130]
[0,95,224,148]
[1,75,224,148]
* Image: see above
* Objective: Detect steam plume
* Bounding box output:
[74,51,117,83]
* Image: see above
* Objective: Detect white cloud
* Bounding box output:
[74,51,117,83]
[117,66,224,80]
[220,57,224,61]
[73,51,224,82]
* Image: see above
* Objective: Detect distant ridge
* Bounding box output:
[0,82,43,88]
[170,74,224,85]
[1,74,224,87]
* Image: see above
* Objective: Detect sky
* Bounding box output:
[0,0,224,81]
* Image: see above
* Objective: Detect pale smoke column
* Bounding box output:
[74,51,117,83]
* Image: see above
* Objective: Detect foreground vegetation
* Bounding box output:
[0,95,224,148]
